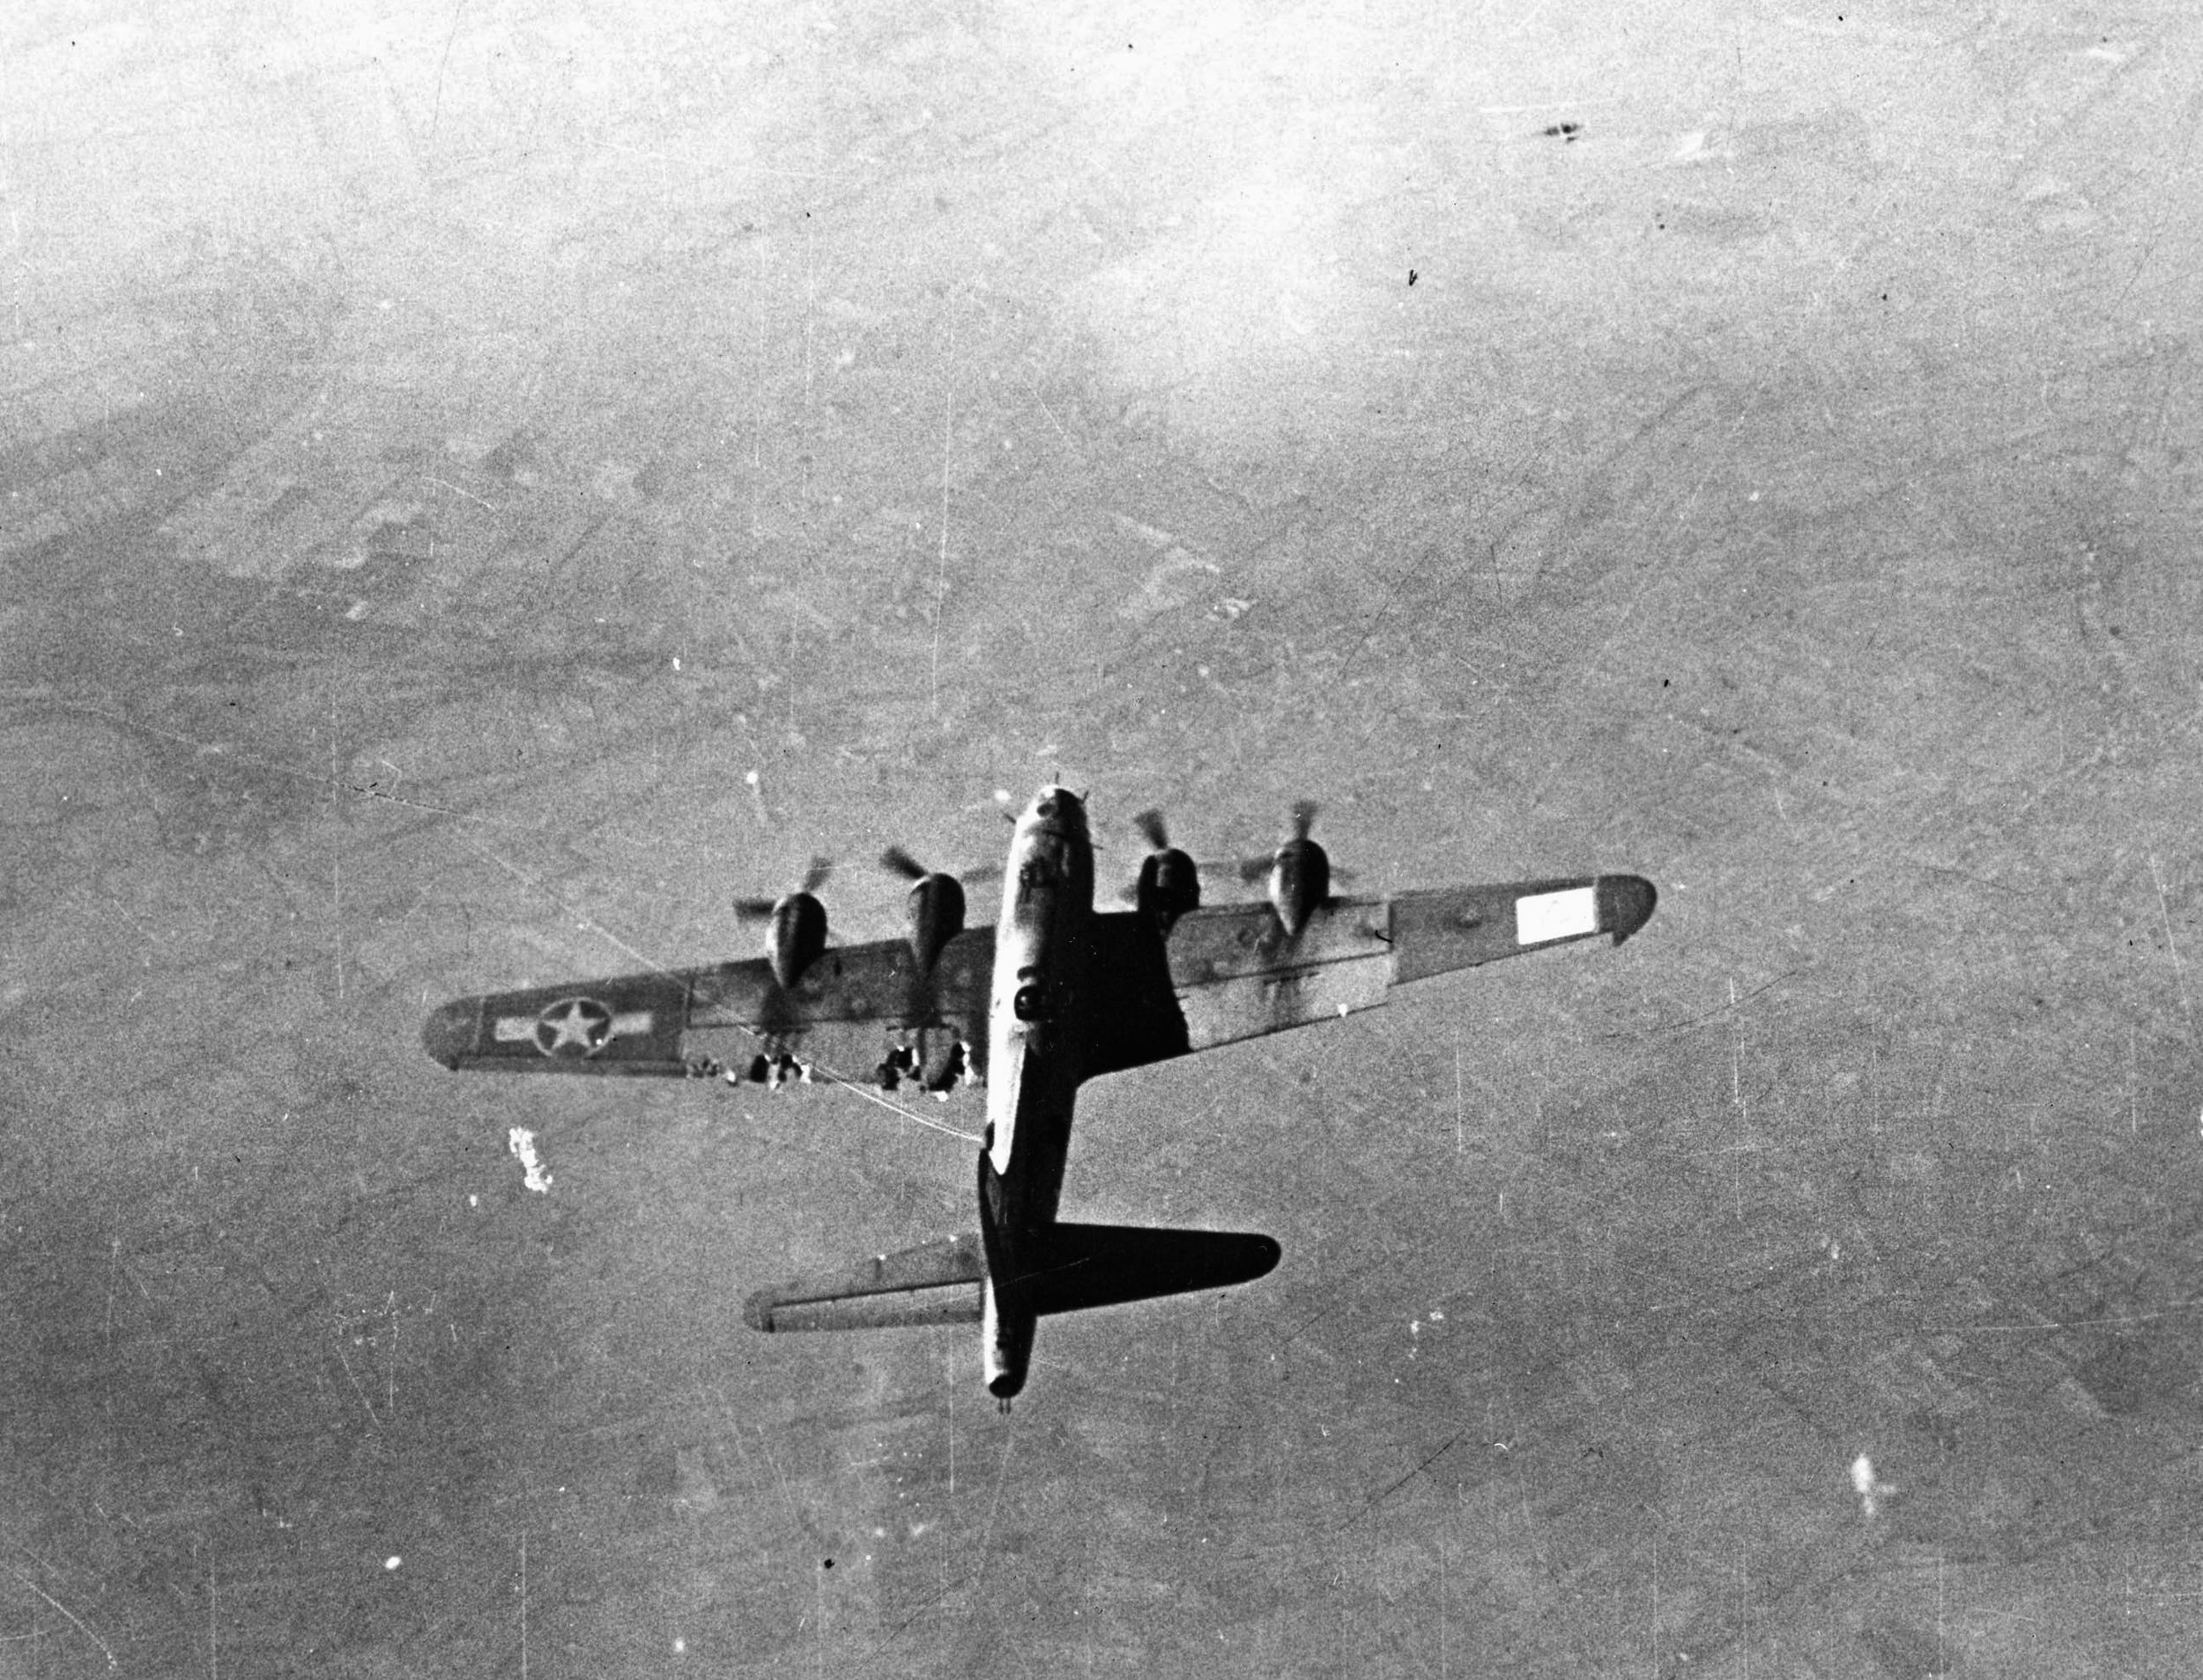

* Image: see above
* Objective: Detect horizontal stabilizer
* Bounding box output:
[744,1233,985,1332]
[1012,1223,1282,1319]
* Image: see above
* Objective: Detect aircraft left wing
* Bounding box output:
[1083,873,1655,1078]
[420,929,997,1090]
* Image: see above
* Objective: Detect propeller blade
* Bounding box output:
[1290,799,1318,842]
[880,845,929,882]
[1131,808,1170,852]
[1236,854,1272,883]
[738,855,831,916]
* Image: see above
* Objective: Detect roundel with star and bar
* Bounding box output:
[534,996,615,1058]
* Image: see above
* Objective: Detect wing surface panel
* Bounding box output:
[1081,873,1655,1077]
[423,968,695,1075]
[1389,873,1657,983]
[422,928,997,1084]
[1083,899,1392,1076]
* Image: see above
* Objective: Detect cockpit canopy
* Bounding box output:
[1026,787,1088,835]
[1018,833,1070,890]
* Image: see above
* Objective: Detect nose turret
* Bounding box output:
[1026,786,1087,836]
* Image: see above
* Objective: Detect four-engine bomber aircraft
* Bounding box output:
[423,789,1656,1404]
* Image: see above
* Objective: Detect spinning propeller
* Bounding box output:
[1239,800,1331,936]
[879,847,968,974]
[1235,801,1320,880]
[732,855,832,920]
[879,845,938,885]
[736,857,833,989]
[1129,808,1201,933]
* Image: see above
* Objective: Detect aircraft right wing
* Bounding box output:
[1083,873,1655,1077]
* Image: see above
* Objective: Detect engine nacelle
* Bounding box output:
[1135,847,1200,935]
[1267,836,1329,936]
[767,892,827,989]
[905,872,966,974]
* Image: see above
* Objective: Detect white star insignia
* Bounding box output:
[535,998,611,1056]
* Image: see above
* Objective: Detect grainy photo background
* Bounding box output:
[4,2,2200,1674]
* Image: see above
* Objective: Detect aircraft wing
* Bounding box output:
[420,928,997,1090]
[1083,873,1655,1077]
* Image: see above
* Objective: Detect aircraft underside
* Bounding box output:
[429,788,1655,1398]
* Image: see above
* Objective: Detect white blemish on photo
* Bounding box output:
[508,1128,553,1194]
[1120,546,1222,622]
[1851,1453,1895,1518]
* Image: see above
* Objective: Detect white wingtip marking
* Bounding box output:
[1516,885,1598,946]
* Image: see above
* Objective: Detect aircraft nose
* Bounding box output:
[420,997,481,1069]
[1030,785,1087,832]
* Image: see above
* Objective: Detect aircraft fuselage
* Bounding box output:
[977,787,1095,1401]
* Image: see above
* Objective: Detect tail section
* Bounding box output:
[743,1233,984,1332]
[982,1273,1037,1403]
[743,1173,1281,1407]
[979,1218,1279,1402]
